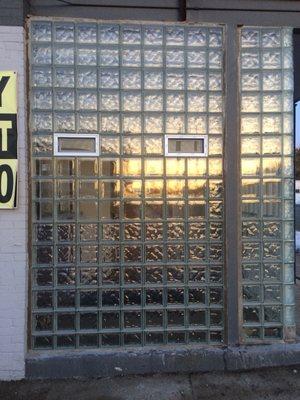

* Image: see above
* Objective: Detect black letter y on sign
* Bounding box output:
[0,76,9,107]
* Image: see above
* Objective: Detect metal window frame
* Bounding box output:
[164,135,208,157]
[54,133,100,156]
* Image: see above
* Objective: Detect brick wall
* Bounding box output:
[0,25,27,380]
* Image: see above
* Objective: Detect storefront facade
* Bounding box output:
[0,0,299,381]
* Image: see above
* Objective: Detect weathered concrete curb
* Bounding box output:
[26,346,225,379]
[225,343,300,371]
[25,342,300,379]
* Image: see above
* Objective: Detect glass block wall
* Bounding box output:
[240,27,295,341]
[29,21,225,349]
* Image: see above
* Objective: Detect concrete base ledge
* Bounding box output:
[25,343,300,379]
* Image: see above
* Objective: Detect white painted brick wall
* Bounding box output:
[0,26,27,380]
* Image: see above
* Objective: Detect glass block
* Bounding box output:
[124,245,142,262]
[80,313,97,329]
[263,71,281,91]
[54,89,74,110]
[144,93,163,112]
[78,47,97,65]
[188,93,206,113]
[241,28,259,47]
[145,245,163,262]
[262,158,281,176]
[100,49,119,66]
[263,94,281,112]
[166,115,185,134]
[243,327,261,340]
[122,92,141,112]
[144,137,163,155]
[284,285,294,305]
[263,222,280,238]
[54,24,74,42]
[187,71,206,91]
[262,50,281,69]
[144,115,163,134]
[284,264,294,284]
[242,264,260,281]
[54,46,74,65]
[122,137,141,155]
[32,112,52,132]
[145,159,163,176]
[284,242,294,263]
[144,70,163,90]
[283,157,293,177]
[188,27,206,46]
[77,24,97,43]
[166,27,184,46]
[241,137,260,155]
[101,137,120,155]
[78,113,97,132]
[123,25,141,44]
[262,137,281,155]
[54,68,74,87]
[122,70,141,90]
[77,68,97,88]
[284,306,295,325]
[144,26,163,45]
[80,245,98,263]
[242,242,260,260]
[166,71,185,90]
[33,89,52,110]
[80,268,98,285]
[145,223,163,241]
[241,115,260,135]
[32,68,52,87]
[241,50,260,69]
[145,180,163,198]
[189,244,206,261]
[100,93,119,111]
[262,29,281,48]
[262,115,281,135]
[264,285,281,302]
[32,22,52,42]
[54,112,75,132]
[99,25,119,44]
[209,72,222,91]
[241,94,260,113]
[166,50,184,67]
[32,136,53,155]
[243,285,261,302]
[264,306,281,323]
[32,45,52,65]
[210,222,223,240]
[167,244,185,261]
[77,92,97,111]
[101,114,120,134]
[243,306,260,323]
[102,268,120,285]
[209,137,223,156]
[122,48,141,67]
[187,50,206,68]
[36,246,53,264]
[189,288,205,304]
[188,158,207,176]
[188,266,206,283]
[208,50,222,68]
[167,201,185,219]
[241,72,258,91]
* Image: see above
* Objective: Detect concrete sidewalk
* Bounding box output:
[1,366,300,400]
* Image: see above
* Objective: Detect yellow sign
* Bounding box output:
[0,71,17,209]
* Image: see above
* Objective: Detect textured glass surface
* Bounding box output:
[240,27,294,342]
[30,21,224,349]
